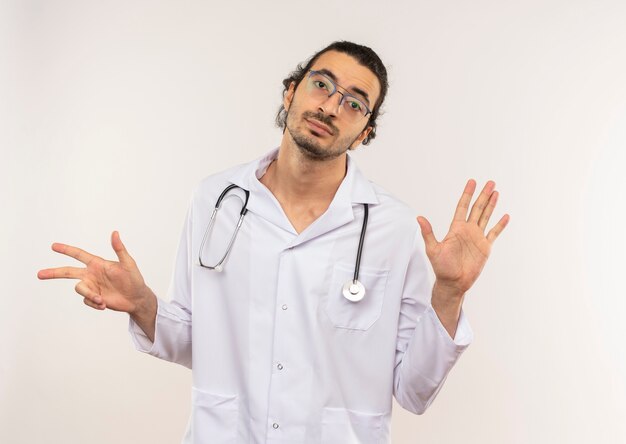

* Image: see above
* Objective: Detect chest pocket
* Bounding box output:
[324,262,389,331]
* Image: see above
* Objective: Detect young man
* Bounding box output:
[39,41,509,443]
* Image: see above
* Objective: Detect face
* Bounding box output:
[283,51,381,161]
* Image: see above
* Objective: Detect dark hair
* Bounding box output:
[275,41,388,145]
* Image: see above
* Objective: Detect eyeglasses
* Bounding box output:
[304,70,372,122]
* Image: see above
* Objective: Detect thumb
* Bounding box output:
[111,231,134,265]
[416,216,438,251]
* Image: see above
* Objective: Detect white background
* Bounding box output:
[1,0,625,442]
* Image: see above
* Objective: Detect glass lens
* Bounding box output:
[306,72,334,98]
[340,95,368,120]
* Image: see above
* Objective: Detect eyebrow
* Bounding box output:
[316,68,371,106]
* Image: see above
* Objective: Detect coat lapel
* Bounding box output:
[227,149,379,246]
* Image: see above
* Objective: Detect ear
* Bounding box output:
[284,81,296,112]
[349,126,373,150]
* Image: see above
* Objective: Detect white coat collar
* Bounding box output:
[226,148,378,246]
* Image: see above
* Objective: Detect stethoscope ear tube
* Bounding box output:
[199,185,250,270]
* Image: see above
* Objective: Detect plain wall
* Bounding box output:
[1,0,625,442]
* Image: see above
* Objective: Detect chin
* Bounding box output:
[287,122,348,161]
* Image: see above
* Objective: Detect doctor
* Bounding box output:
[38,41,509,443]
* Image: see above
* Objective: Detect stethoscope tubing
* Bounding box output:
[353,203,368,283]
[198,184,250,271]
[199,184,369,302]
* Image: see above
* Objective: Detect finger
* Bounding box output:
[111,231,135,266]
[83,298,106,310]
[486,214,510,243]
[478,190,498,231]
[468,181,496,224]
[75,281,103,305]
[453,179,477,221]
[51,243,98,265]
[417,216,438,250]
[37,266,86,280]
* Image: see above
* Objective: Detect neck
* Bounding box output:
[261,137,348,207]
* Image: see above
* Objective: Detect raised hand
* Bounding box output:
[416,180,509,337]
[37,231,153,315]
[417,179,509,296]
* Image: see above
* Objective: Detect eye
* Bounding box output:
[314,80,329,90]
[345,99,363,112]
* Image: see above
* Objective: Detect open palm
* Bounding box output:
[418,180,509,295]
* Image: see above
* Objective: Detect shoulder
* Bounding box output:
[370,181,417,224]
[196,163,245,190]
[191,149,276,201]
[361,181,427,265]
[360,180,421,251]
[190,160,254,207]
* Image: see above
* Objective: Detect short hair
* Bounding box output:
[275,41,388,145]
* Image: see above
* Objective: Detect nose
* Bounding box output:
[318,91,344,117]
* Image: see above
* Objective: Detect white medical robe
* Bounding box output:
[129,148,473,443]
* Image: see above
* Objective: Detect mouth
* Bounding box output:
[305,118,333,136]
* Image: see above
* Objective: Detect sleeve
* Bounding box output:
[392,229,473,414]
[127,198,194,369]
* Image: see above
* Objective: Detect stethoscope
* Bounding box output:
[198,184,370,302]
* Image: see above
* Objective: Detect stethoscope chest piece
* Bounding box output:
[342,280,365,302]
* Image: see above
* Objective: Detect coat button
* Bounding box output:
[282,304,288,310]
[277,363,283,370]
[273,422,279,429]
